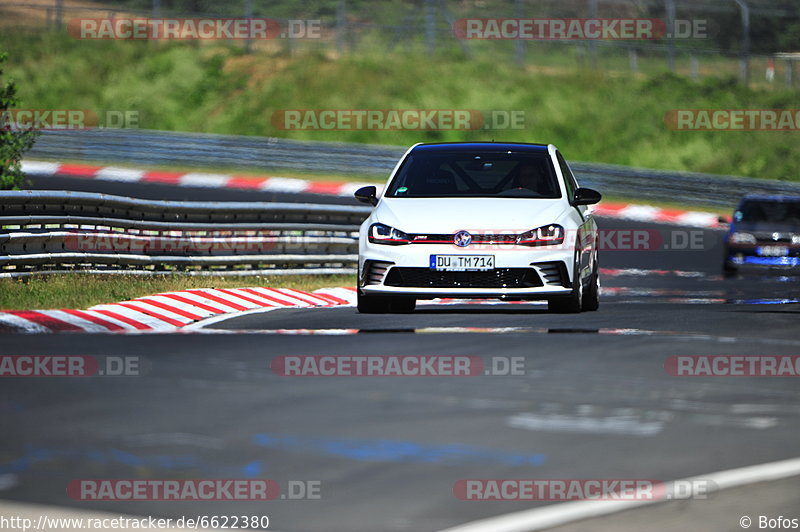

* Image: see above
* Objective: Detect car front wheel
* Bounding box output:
[548,257,583,313]
[581,254,600,311]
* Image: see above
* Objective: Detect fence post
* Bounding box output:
[425,0,436,55]
[786,59,794,87]
[734,0,750,85]
[436,0,473,59]
[690,54,699,80]
[54,0,64,29]
[588,0,597,68]
[244,0,253,53]
[336,0,346,54]
[665,0,676,72]
[514,0,524,67]
[628,48,638,73]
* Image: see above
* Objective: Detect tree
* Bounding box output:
[0,52,39,190]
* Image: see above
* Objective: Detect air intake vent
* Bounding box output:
[384,268,542,289]
[362,260,394,285]
[534,261,570,287]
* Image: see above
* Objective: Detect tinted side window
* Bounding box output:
[556,151,578,199]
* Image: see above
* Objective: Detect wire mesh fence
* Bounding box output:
[2,0,799,87]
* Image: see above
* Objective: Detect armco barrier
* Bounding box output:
[27,129,800,207]
[0,190,371,278]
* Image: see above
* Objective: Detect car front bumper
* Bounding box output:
[725,243,800,268]
[359,242,575,300]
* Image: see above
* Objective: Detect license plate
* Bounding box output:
[430,255,495,271]
[757,246,789,257]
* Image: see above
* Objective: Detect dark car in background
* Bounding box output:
[723,195,800,276]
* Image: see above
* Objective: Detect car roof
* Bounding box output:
[739,194,800,203]
[410,142,551,153]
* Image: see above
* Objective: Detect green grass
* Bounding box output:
[3,29,800,181]
[0,274,355,311]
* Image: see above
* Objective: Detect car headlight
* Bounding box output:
[729,232,756,244]
[368,223,411,245]
[516,224,565,246]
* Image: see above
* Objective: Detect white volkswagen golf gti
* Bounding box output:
[354,142,601,313]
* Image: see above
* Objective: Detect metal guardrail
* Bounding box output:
[569,162,800,207]
[0,191,371,278]
[27,129,800,207]
[28,129,403,176]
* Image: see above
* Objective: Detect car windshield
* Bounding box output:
[736,199,800,229]
[385,150,562,198]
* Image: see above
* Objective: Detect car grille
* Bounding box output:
[409,233,518,245]
[755,237,793,244]
[384,267,542,288]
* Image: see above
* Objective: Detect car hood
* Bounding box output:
[373,198,570,233]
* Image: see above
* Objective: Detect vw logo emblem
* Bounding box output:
[454,230,472,247]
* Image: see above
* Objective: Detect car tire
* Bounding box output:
[357,292,391,313]
[582,254,600,311]
[723,261,738,278]
[391,297,416,314]
[357,292,416,314]
[548,256,583,313]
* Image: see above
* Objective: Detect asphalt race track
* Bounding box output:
[1,175,798,531]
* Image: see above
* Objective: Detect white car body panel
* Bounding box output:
[357,143,598,301]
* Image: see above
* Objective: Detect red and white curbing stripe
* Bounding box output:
[590,202,721,228]
[0,267,725,333]
[21,160,375,198]
[23,160,723,228]
[0,286,358,333]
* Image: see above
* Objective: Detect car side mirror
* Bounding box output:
[717,215,730,225]
[571,187,602,206]
[354,185,378,206]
